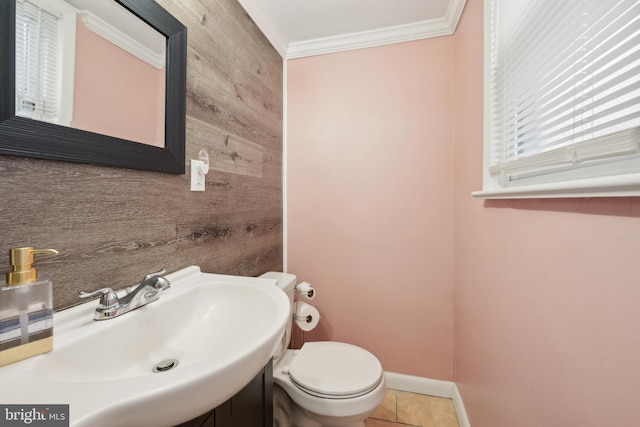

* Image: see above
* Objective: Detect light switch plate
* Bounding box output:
[190,160,205,191]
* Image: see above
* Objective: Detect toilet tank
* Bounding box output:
[260,271,297,298]
[259,272,297,363]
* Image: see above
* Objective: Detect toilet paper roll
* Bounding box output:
[295,281,315,299]
[294,301,320,332]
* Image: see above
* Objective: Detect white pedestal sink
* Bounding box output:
[0,266,291,427]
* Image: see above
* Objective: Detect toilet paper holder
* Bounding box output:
[293,301,320,332]
[295,281,315,299]
[294,314,313,323]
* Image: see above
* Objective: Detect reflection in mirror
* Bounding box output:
[0,0,187,174]
[15,0,166,147]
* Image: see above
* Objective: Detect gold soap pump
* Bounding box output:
[6,247,59,285]
[0,246,58,367]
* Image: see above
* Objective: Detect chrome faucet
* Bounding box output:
[79,268,171,320]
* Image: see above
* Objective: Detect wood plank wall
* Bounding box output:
[0,0,283,310]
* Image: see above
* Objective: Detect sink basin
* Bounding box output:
[0,266,291,426]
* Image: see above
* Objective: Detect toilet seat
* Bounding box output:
[288,341,383,399]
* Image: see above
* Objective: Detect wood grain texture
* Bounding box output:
[0,0,282,310]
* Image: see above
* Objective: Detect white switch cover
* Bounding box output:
[191,159,205,191]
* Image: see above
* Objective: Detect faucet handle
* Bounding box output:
[143,268,166,282]
[79,287,119,307]
[123,268,170,295]
[142,268,170,291]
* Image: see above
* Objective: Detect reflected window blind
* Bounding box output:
[15,0,60,122]
[488,0,640,182]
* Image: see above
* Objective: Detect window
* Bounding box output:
[474,0,640,198]
[15,0,76,126]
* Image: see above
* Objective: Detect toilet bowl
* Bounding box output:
[274,342,386,426]
[260,272,387,427]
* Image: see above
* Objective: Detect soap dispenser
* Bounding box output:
[0,247,58,367]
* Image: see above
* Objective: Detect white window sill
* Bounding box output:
[472,173,640,199]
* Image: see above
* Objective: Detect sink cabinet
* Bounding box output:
[176,361,273,427]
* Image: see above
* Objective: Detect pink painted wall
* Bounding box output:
[287,40,455,380]
[287,2,640,423]
[453,0,640,426]
[72,17,165,147]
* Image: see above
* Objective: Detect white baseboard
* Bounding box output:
[453,384,471,427]
[384,372,470,427]
[384,372,455,398]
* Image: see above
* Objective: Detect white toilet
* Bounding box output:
[260,272,387,427]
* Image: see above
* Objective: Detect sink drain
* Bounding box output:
[153,358,179,373]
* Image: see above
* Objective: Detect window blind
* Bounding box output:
[488,0,640,185]
[15,0,61,122]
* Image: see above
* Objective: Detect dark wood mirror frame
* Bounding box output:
[0,0,187,174]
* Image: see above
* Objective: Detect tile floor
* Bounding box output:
[366,389,459,427]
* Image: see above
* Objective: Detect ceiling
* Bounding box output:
[237,0,467,59]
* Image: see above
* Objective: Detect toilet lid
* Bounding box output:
[288,342,383,398]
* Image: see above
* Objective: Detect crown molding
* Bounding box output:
[286,18,449,59]
[239,0,467,59]
[79,10,165,69]
[287,0,467,59]
[446,0,468,34]
[237,0,288,57]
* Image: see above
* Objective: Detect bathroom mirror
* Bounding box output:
[0,0,187,174]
